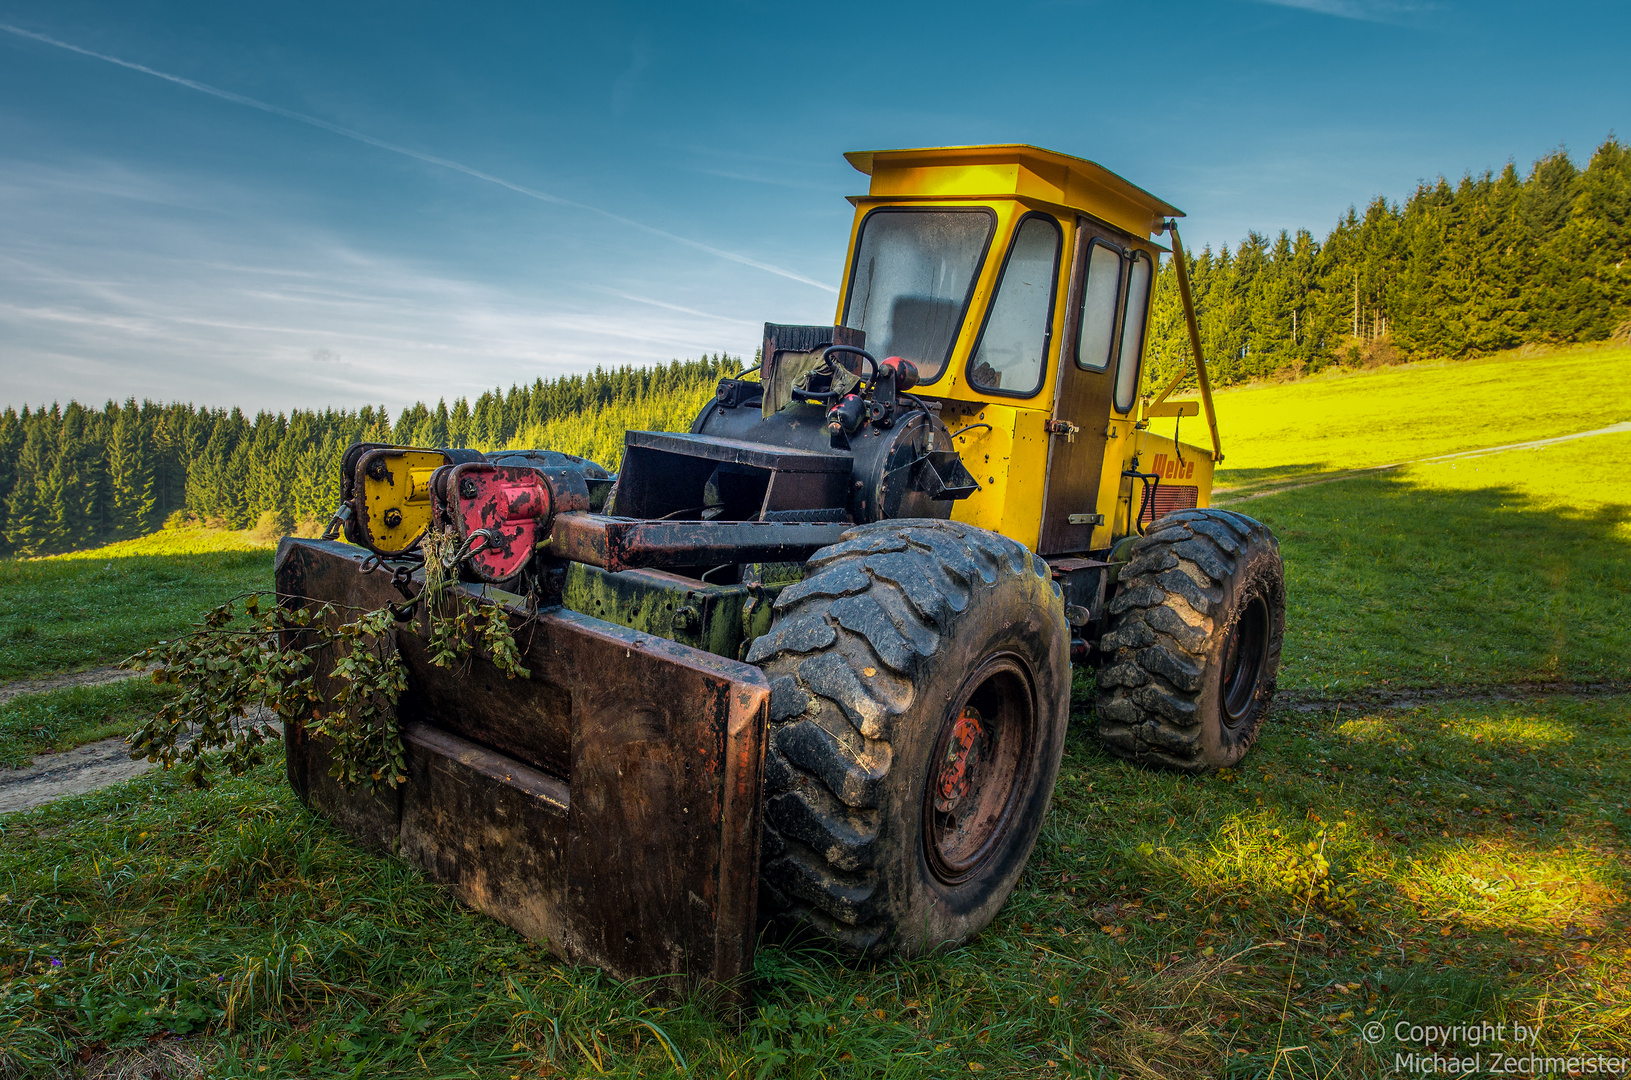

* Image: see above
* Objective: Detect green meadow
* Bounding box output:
[1,346,1627,1078]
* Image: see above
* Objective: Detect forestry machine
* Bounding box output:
[277,144,1286,993]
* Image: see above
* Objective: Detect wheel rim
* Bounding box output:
[922,656,1037,885]
[1220,594,1270,728]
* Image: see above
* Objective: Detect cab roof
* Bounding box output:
[845,144,1182,240]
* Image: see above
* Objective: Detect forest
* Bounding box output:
[0,357,742,557]
[2,137,1627,557]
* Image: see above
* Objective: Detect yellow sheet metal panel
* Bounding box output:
[1095,419,1136,545]
[1094,428,1215,546]
[946,402,1051,550]
[845,145,1181,239]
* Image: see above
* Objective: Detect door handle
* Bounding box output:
[1044,420,1080,443]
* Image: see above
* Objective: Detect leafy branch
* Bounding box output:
[127,528,530,791]
[126,593,331,788]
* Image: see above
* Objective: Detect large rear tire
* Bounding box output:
[1095,508,1285,772]
[746,519,1070,954]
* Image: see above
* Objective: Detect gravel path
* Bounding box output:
[0,735,155,814]
[0,665,140,705]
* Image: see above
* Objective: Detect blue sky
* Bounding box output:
[1,0,1625,413]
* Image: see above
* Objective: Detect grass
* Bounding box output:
[2,689,1625,1077]
[2,342,1628,1074]
[0,680,177,769]
[1246,431,1631,694]
[0,527,273,684]
[1148,342,1631,496]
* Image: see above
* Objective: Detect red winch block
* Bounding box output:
[442,462,552,583]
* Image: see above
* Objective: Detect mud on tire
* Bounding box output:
[746,519,1070,955]
[1095,508,1285,773]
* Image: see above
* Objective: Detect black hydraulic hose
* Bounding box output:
[1123,469,1161,536]
[819,344,880,393]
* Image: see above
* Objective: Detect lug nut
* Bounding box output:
[383,507,403,528]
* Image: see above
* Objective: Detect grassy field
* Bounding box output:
[0,527,271,767]
[1154,342,1631,497]
[1242,429,1631,694]
[0,681,179,770]
[2,345,1628,1076]
[2,691,1625,1077]
[0,526,273,684]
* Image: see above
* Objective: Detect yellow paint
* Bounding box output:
[832,144,1211,552]
[844,145,1181,238]
[359,449,445,555]
[1142,400,1200,419]
[1092,428,1215,546]
[947,402,1051,549]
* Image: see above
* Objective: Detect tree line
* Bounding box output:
[4,139,1628,557]
[1144,136,1631,386]
[0,356,741,557]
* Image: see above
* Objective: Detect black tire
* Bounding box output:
[1095,508,1285,773]
[745,519,1070,955]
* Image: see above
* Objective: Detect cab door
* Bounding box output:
[1037,218,1140,554]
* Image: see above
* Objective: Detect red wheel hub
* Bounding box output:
[934,706,985,813]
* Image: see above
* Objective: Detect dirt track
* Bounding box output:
[0,667,157,814]
[0,664,139,705]
[0,735,156,814]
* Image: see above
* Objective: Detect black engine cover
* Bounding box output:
[656,396,975,525]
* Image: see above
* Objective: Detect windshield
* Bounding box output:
[841,208,995,382]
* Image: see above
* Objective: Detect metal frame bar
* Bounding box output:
[1161,221,1225,464]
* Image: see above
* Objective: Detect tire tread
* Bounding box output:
[752,519,1059,949]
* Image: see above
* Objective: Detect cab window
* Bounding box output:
[1113,251,1153,413]
[842,208,995,383]
[1075,240,1122,372]
[968,215,1062,396]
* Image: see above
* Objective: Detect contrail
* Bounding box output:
[0,23,838,293]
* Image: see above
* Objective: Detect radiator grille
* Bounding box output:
[1140,484,1199,525]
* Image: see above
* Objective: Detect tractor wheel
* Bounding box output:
[746,519,1070,955]
[1094,508,1285,772]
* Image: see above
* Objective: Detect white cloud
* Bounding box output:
[0,159,824,413]
[1249,0,1419,22]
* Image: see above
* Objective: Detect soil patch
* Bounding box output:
[0,665,139,705]
[0,734,153,814]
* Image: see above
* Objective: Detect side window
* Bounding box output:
[968,215,1062,396]
[1075,240,1122,372]
[1113,251,1153,413]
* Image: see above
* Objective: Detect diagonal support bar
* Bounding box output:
[1164,221,1224,464]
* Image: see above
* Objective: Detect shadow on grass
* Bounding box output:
[1214,461,1338,491]
[0,550,272,682]
[0,693,1624,1078]
[1245,471,1631,692]
[1034,691,1630,1075]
